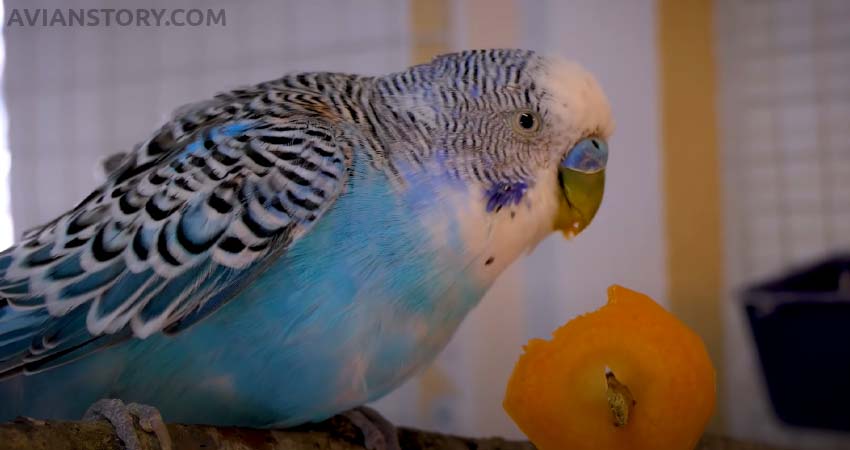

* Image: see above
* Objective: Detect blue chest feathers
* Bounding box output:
[164,162,488,425]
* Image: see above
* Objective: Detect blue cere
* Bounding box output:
[562,137,608,173]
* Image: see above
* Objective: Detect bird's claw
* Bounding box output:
[83,398,172,450]
[343,406,401,450]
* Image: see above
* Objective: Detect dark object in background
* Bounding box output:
[744,255,850,431]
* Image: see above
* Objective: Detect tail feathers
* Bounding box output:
[0,306,49,376]
[0,247,14,280]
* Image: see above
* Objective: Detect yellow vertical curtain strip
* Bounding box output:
[410,0,452,65]
[408,0,455,424]
[658,0,725,430]
[408,0,526,434]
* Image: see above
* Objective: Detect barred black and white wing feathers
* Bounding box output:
[0,89,352,377]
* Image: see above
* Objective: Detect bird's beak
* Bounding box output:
[554,138,608,239]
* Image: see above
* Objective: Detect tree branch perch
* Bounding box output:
[0,416,785,450]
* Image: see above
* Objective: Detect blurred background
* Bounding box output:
[0,0,848,448]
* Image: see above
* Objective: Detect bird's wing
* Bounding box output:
[0,98,353,378]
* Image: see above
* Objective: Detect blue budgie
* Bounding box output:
[0,49,612,449]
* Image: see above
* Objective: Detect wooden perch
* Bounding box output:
[0,415,785,450]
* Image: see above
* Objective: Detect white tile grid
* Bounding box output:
[4,0,411,232]
[718,1,850,448]
[724,1,850,285]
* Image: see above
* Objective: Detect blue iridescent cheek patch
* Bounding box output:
[485,181,528,213]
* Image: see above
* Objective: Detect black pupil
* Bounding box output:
[518,113,535,129]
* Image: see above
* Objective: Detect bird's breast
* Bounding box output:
[189,164,494,420]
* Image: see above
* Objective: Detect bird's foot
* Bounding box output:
[83,398,172,450]
[343,406,401,450]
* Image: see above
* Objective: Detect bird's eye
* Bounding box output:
[510,110,541,135]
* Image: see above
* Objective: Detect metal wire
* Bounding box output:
[720,0,850,282]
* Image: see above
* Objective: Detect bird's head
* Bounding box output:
[381,49,613,269]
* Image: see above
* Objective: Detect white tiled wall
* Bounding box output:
[717,1,850,448]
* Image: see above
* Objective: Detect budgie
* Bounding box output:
[0,49,612,448]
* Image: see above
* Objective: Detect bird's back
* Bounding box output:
[0,71,373,378]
